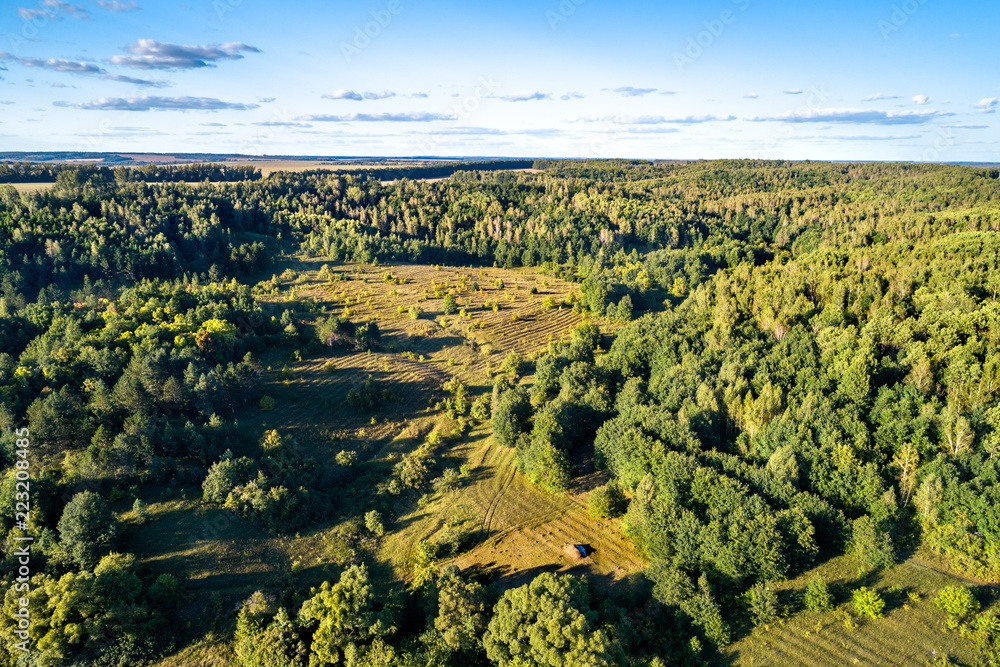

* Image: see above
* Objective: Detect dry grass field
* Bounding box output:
[135,256,620,665]
[5,182,54,193]
[717,553,987,667]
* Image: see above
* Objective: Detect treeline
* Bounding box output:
[0,161,262,184]
[342,159,534,183]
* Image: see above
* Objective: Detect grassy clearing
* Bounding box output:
[6,182,54,193]
[718,554,989,666]
[383,423,645,592]
[139,258,603,665]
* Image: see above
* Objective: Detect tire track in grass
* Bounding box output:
[482,460,519,537]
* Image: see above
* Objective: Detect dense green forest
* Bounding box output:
[1,159,1000,666]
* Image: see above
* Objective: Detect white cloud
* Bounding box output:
[570,114,736,125]
[252,121,313,128]
[497,91,550,102]
[784,89,803,95]
[111,40,259,70]
[744,92,759,99]
[322,89,363,101]
[299,112,457,122]
[97,0,138,11]
[913,94,932,105]
[68,95,259,111]
[42,0,89,18]
[17,7,57,20]
[975,97,998,113]
[101,74,168,87]
[322,89,396,101]
[17,0,89,20]
[863,93,901,102]
[607,86,657,97]
[1,54,104,74]
[749,108,952,125]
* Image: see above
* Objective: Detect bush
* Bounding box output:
[409,305,423,320]
[935,586,980,619]
[132,498,150,525]
[433,468,461,494]
[499,351,524,378]
[202,455,256,503]
[804,574,833,612]
[335,450,357,467]
[850,515,895,571]
[589,483,627,519]
[259,395,275,410]
[748,581,779,626]
[470,394,491,420]
[365,510,385,537]
[852,587,884,619]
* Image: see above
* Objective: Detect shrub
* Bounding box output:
[433,468,461,494]
[852,587,884,619]
[589,483,627,519]
[499,351,524,377]
[804,574,833,612]
[470,394,491,420]
[132,498,150,525]
[409,305,423,320]
[748,581,779,626]
[259,395,275,410]
[335,450,357,467]
[202,455,256,503]
[149,573,180,608]
[364,510,385,537]
[935,586,980,619]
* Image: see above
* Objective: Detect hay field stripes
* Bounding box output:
[718,554,984,667]
[282,259,590,374]
[259,349,448,454]
[263,259,644,588]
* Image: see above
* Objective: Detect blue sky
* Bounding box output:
[0,0,997,160]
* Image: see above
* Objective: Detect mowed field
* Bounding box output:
[266,257,645,585]
[5,182,54,193]
[137,257,642,665]
[224,159,451,177]
[717,553,989,667]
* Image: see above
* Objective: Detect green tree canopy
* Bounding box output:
[483,573,617,667]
